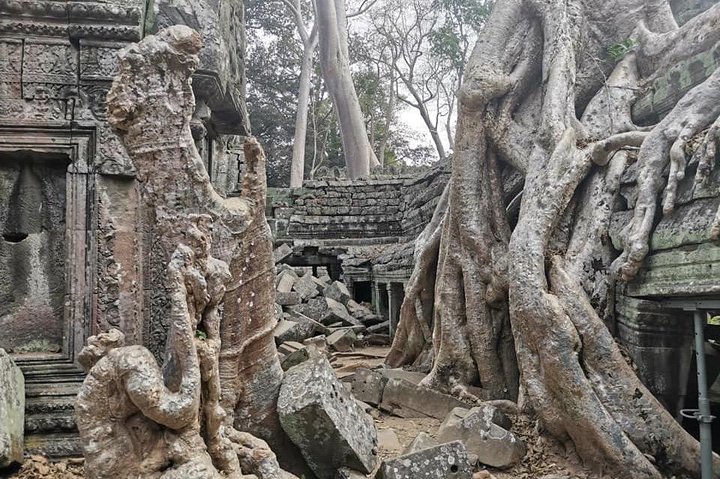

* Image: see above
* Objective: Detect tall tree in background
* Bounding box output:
[388,0,720,477]
[314,0,380,179]
[281,0,318,187]
[368,0,490,160]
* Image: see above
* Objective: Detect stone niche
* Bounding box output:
[0,152,69,356]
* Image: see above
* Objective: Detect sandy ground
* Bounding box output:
[6,345,603,479]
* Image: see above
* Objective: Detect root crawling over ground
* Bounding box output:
[389,1,720,477]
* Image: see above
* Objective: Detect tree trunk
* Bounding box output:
[388,1,720,477]
[314,0,380,179]
[290,45,314,186]
[105,25,308,478]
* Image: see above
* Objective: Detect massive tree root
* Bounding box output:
[389,1,720,476]
[104,26,302,478]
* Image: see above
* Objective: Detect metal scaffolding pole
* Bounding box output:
[694,310,714,479]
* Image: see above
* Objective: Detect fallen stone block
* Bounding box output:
[322,298,359,326]
[293,273,320,301]
[379,378,474,419]
[346,299,373,319]
[405,432,439,454]
[327,329,357,352]
[278,356,378,479]
[277,270,298,293]
[380,368,427,385]
[293,297,329,321]
[0,349,24,468]
[359,313,384,326]
[324,281,352,305]
[437,407,525,468]
[274,303,284,322]
[276,291,302,306]
[303,335,328,352]
[375,441,472,479]
[273,243,293,264]
[275,313,326,344]
[351,368,388,406]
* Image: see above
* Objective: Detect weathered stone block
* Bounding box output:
[273,243,293,264]
[276,291,302,306]
[322,298,359,326]
[277,270,298,294]
[380,378,474,419]
[0,349,24,468]
[375,441,472,479]
[351,368,388,406]
[278,357,378,479]
[293,297,329,321]
[437,407,525,468]
[275,313,325,344]
[293,273,321,300]
[324,281,352,305]
[327,329,357,352]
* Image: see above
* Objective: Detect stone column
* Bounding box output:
[387,283,404,339]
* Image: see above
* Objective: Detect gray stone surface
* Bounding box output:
[351,368,388,406]
[437,407,525,468]
[324,281,352,305]
[0,349,24,468]
[405,432,439,454]
[322,298,359,326]
[277,270,298,293]
[380,378,474,419]
[278,356,378,479]
[293,273,321,301]
[274,243,293,264]
[327,329,357,352]
[375,441,472,479]
[276,291,302,306]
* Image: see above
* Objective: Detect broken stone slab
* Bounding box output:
[351,368,388,406]
[278,356,378,479]
[324,281,352,305]
[379,378,474,419]
[276,291,302,306]
[327,329,357,352]
[303,335,328,352]
[281,344,325,371]
[405,432,439,454]
[293,297,329,321]
[322,298,359,327]
[277,270,298,293]
[0,349,24,468]
[273,243,294,264]
[375,441,473,479]
[274,315,325,345]
[437,407,525,468]
[380,369,428,385]
[293,273,321,301]
[346,299,373,319]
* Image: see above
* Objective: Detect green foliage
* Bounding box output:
[607,38,638,62]
[195,330,207,340]
[708,316,720,326]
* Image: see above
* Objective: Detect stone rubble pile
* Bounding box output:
[272,246,389,362]
[273,338,527,479]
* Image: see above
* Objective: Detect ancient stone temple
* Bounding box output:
[0,0,248,456]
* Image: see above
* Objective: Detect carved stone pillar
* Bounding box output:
[387,283,405,339]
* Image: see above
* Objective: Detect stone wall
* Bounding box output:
[270,164,448,248]
[0,0,248,457]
